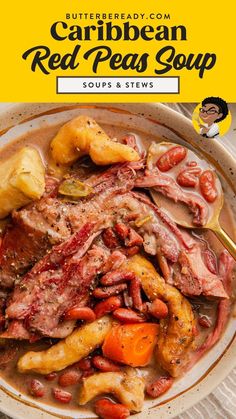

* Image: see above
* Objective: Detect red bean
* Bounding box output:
[29,379,45,398]
[157,254,170,281]
[177,167,202,188]
[101,270,135,286]
[75,357,92,371]
[203,249,218,274]
[198,315,212,328]
[92,356,121,372]
[102,228,119,249]
[45,372,57,381]
[58,369,81,387]
[192,324,199,336]
[129,276,143,311]
[187,161,198,167]
[156,146,187,172]
[148,298,168,319]
[95,398,130,419]
[146,376,174,398]
[112,308,146,323]
[114,223,129,240]
[125,246,140,256]
[93,283,127,299]
[199,170,218,203]
[64,306,96,322]
[52,388,72,404]
[94,296,122,319]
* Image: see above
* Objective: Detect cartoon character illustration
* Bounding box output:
[198,97,229,138]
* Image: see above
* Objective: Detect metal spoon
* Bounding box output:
[148,142,236,261]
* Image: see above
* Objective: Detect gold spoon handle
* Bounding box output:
[213,225,236,261]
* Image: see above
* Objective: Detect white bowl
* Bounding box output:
[0,103,235,419]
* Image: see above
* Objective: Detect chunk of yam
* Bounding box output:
[78,368,145,412]
[0,147,45,218]
[50,115,139,165]
[17,316,113,375]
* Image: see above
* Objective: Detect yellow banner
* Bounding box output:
[0,0,235,102]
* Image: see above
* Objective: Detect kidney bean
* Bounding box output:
[199,170,218,203]
[45,372,57,381]
[93,283,127,299]
[125,228,143,247]
[148,298,168,319]
[101,270,135,286]
[129,276,143,311]
[75,357,92,371]
[146,376,174,398]
[95,398,130,419]
[94,296,122,319]
[177,167,202,188]
[64,306,96,322]
[102,228,119,249]
[92,355,121,372]
[52,388,72,403]
[29,379,45,398]
[112,308,146,323]
[58,369,81,387]
[198,315,212,328]
[114,223,129,240]
[156,146,187,172]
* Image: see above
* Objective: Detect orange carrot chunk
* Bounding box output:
[102,323,158,367]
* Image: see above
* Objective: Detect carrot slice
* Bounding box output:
[102,323,158,367]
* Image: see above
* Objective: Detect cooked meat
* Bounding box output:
[0,221,50,288]
[27,245,108,337]
[0,345,18,366]
[109,192,184,263]
[1,320,31,340]
[5,222,127,338]
[104,191,227,300]
[0,163,137,288]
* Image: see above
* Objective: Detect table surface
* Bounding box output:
[0,102,235,419]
